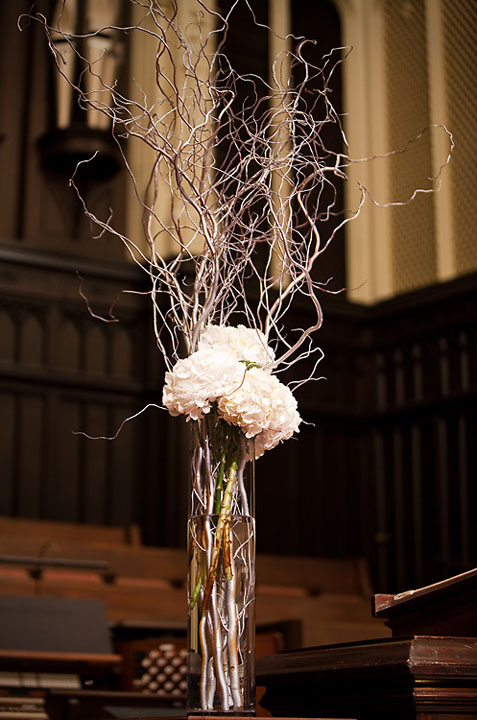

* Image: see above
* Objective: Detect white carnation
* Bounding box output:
[199,325,274,367]
[162,348,245,420]
[217,367,301,457]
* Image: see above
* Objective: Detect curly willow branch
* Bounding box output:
[22,0,454,383]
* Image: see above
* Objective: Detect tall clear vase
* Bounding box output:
[187,412,256,715]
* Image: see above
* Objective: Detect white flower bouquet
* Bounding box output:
[163,326,301,712]
[163,325,301,457]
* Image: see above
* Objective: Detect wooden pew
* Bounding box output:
[0,532,370,594]
[0,519,388,716]
[0,516,142,548]
[256,553,387,646]
[0,518,389,648]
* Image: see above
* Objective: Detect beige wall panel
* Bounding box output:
[337,0,393,304]
[442,0,477,278]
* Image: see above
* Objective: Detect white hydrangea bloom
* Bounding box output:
[162,348,245,420]
[253,426,297,458]
[199,325,274,367]
[217,366,301,457]
[163,326,300,456]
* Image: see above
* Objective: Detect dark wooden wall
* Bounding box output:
[251,277,477,593]
[1,0,476,596]
[1,243,475,595]
[312,279,477,593]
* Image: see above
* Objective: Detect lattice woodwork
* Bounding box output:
[442,0,477,276]
[125,638,187,699]
[384,0,436,295]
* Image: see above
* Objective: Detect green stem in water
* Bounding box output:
[214,451,226,516]
[190,568,204,611]
[189,449,233,610]
[201,461,237,610]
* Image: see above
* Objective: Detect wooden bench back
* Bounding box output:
[0,516,142,548]
[257,553,372,597]
[0,540,371,597]
[0,517,141,547]
[0,517,386,648]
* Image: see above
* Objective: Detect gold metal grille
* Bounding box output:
[134,640,187,698]
[442,0,477,276]
[384,0,437,295]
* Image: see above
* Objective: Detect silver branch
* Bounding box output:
[22,0,452,385]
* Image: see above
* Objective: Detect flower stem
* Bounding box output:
[190,568,204,610]
[214,451,226,515]
[201,460,237,610]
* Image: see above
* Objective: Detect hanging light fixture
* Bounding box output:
[37,0,123,180]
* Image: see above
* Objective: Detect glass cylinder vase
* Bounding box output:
[187,412,256,715]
